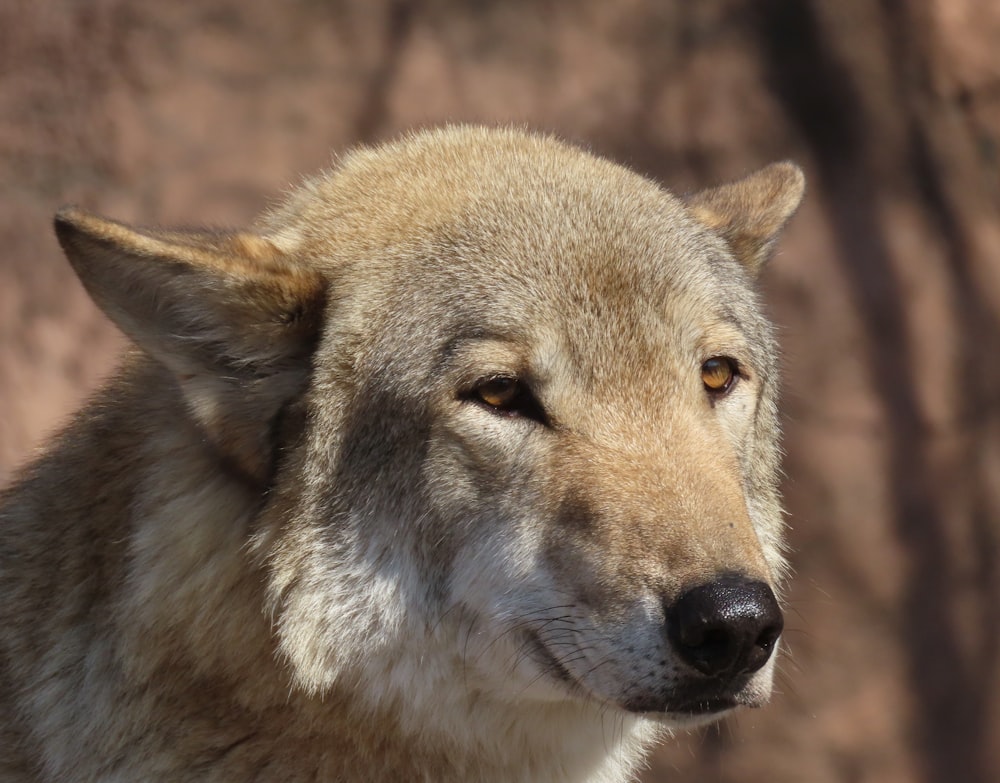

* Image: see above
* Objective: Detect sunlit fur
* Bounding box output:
[0,126,803,782]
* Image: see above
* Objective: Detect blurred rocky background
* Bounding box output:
[1,1,998,781]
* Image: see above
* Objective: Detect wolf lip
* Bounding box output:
[526,632,746,717]
[623,689,740,716]
[669,695,738,715]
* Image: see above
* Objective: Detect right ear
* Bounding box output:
[54,206,328,482]
[685,162,805,276]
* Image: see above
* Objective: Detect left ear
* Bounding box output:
[54,206,329,485]
[686,162,805,275]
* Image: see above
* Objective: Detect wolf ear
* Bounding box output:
[53,207,326,376]
[686,162,805,275]
[54,207,327,483]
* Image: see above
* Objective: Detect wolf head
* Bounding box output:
[56,127,803,731]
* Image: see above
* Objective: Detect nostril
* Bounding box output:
[667,576,783,678]
[756,621,782,653]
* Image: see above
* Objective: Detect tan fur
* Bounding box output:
[0,126,803,782]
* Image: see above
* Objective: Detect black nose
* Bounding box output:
[667,576,783,678]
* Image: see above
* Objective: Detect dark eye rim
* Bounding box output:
[701,356,741,396]
[460,375,550,426]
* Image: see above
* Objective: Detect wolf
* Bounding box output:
[0,126,803,782]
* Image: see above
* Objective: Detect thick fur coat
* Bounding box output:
[0,127,803,782]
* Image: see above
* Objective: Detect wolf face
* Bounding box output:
[244,129,801,726]
[10,126,803,781]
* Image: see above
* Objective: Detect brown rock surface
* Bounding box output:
[2,2,998,781]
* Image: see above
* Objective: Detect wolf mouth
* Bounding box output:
[526,631,750,717]
[663,695,738,716]
[622,691,740,717]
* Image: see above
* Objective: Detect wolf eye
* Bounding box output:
[465,376,549,425]
[476,377,520,408]
[701,357,738,394]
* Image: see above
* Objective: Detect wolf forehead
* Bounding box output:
[262,127,774,363]
[266,126,687,252]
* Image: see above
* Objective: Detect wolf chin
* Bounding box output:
[0,126,804,782]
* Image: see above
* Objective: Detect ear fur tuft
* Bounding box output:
[54,206,327,376]
[54,206,328,483]
[686,162,805,275]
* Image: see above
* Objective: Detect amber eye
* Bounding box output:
[701,357,738,394]
[475,377,521,409]
[465,376,549,424]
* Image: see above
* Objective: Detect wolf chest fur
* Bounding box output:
[0,126,803,782]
